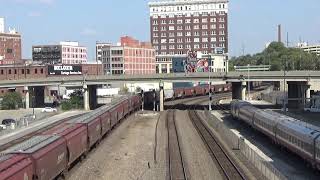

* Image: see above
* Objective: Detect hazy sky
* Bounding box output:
[1,0,319,60]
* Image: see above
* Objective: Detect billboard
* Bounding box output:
[48,65,82,75]
[185,51,210,73]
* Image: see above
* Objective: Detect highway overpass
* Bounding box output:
[0,71,319,88]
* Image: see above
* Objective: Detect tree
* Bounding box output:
[61,90,83,111]
[229,42,320,71]
[1,92,23,110]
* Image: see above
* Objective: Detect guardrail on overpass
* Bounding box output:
[0,71,319,88]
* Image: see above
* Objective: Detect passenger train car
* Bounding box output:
[0,95,142,180]
[230,100,320,170]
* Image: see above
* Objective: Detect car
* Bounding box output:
[42,107,58,113]
[2,118,16,126]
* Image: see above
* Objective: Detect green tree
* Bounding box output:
[1,92,23,110]
[60,90,84,111]
[229,42,320,71]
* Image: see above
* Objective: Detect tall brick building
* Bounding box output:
[0,18,22,65]
[148,0,229,73]
[149,0,228,55]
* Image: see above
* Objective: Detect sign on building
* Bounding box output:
[48,65,82,75]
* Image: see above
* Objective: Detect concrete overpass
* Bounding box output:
[0,71,319,88]
[4,71,319,111]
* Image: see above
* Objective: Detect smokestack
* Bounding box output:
[278,24,282,43]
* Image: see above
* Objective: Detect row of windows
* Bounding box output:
[153,24,225,31]
[151,4,226,13]
[62,48,86,53]
[153,17,225,25]
[62,54,87,58]
[152,11,226,19]
[277,129,313,153]
[154,43,225,50]
[154,37,225,44]
[153,30,226,37]
[0,68,44,75]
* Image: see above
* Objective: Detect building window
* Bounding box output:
[27,69,30,74]
[202,25,208,29]
[177,19,183,24]
[211,24,216,29]
[169,26,175,31]
[1,70,3,74]
[8,69,11,74]
[194,31,199,36]
[202,18,208,23]
[35,69,38,74]
[194,25,199,29]
[194,38,200,42]
[14,69,17,74]
[169,32,175,37]
[41,68,44,74]
[185,19,191,23]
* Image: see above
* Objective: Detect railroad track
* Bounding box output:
[166,110,187,180]
[188,109,246,180]
[0,113,84,152]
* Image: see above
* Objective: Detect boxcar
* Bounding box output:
[72,115,101,149]
[42,123,88,167]
[3,135,68,180]
[122,99,129,117]
[174,88,185,99]
[0,154,34,180]
[100,111,111,136]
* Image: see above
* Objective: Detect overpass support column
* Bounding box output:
[287,81,310,109]
[159,81,164,111]
[231,82,246,100]
[24,86,30,109]
[83,84,90,111]
[88,85,98,110]
[241,81,246,101]
[305,81,311,107]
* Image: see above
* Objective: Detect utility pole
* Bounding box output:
[247,64,251,101]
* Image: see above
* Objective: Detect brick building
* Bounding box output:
[33,41,87,64]
[0,63,103,96]
[0,18,22,65]
[148,0,229,73]
[99,36,156,75]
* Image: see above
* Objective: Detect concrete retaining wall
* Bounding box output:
[205,111,287,180]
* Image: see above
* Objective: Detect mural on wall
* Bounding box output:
[185,50,210,73]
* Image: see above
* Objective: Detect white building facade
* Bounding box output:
[60,41,87,64]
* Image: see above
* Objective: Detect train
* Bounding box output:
[164,83,232,101]
[230,100,320,170]
[0,95,142,180]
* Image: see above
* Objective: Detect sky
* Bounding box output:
[0,0,319,60]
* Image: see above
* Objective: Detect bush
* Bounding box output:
[60,90,84,111]
[1,92,23,110]
[61,101,72,111]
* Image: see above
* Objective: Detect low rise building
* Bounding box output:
[33,41,87,64]
[0,18,22,64]
[298,43,320,56]
[99,36,156,75]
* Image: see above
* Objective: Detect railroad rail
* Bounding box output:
[188,109,246,180]
[0,113,84,152]
[166,110,187,180]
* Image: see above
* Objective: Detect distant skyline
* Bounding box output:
[0,0,319,60]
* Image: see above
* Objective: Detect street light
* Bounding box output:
[247,64,251,101]
[202,54,213,111]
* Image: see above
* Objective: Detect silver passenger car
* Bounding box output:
[276,119,320,164]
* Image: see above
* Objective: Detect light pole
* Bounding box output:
[247,64,251,101]
[283,56,287,113]
[209,56,212,111]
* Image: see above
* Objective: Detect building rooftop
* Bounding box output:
[149,0,228,6]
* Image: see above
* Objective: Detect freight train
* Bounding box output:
[230,100,320,170]
[164,83,232,100]
[0,95,142,180]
